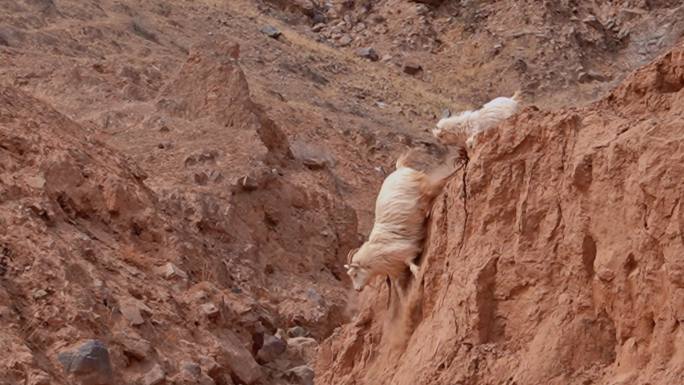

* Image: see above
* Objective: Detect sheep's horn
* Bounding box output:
[346,247,359,264]
[345,263,360,270]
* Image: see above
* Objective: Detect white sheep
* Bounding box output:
[432,91,521,149]
[344,149,457,294]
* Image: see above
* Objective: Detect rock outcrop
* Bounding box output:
[316,40,684,385]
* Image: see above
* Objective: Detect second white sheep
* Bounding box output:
[432,91,521,149]
[344,149,456,294]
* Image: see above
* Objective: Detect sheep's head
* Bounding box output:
[344,263,371,292]
[432,116,469,147]
[344,247,371,292]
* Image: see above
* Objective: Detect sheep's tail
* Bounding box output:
[511,89,522,102]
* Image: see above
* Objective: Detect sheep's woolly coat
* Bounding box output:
[348,151,455,283]
[433,91,520,148]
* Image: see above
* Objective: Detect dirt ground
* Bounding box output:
[1,0,683,384]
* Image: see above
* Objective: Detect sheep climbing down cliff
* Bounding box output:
[433,91,521,150]
[344,149,459,299]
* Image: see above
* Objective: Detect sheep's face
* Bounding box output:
[432,116,469,146]
[344,264,370,292]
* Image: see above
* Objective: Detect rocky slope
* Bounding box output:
[316,40,684,385]
[0,69,352,384]
[1,0,683,384]
[264,0,684,108]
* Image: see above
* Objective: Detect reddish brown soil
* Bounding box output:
[1,0,683,384]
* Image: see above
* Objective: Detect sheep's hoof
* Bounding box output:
[409,263,420,277]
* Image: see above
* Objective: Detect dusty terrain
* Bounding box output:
[1,0,683,384]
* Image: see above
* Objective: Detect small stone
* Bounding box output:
[275,328,287,341]
[26,370,52,385]
[117,332,152,362]
[260,25,281,38]
[238,175,259,191]
[356,47,379,61]
[119,299,151,326]
[291,141,334,170]
[283,365,314,385]
[583,15,603,30]
[311,12,326,25]
[597,267,615,282]
[256,334,287,363]
[578,72,591,83]
[142,364,166,385]
[200,303,220,318]
[214,332,263,384]
[159,262,188,280]
[181,361,201,377]
[415,4,430,15]
[412,0,446,5]
[58,340,112,384]
[513,59,527,73]
[306,288,323,305]
[403,61,423,75]
[578,70,609,83]
[302,157,327,170]
[32,289,49,299]
[194,172,209,185]
[338,34,352,46]
[208,170,223,183]
[311,23,325,32]
[27,370,51,385]
[287,326,309,338]
[26,174,46,189]
[287,337,319,362]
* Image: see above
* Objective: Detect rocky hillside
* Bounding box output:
[1,0,683,384]
[317,40,684,385]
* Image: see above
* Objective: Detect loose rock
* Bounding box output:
[338,34,352,46]
[200,303,220,318]
[32,288,49,299]
[214,332,263,384]
[117,333,152,362]
[142,364,166,385]
[256,334,287,363]
[403,61,423,75]
[119,298,150,326]
[356,47,379,61]
[287,337,319,362]
[260,25,281,39]
[284,365,314,385]
[58,340,113,384]
[159,262,188,280]
[287,326,309,338]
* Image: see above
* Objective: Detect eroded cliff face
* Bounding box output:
[317,42,684,385]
